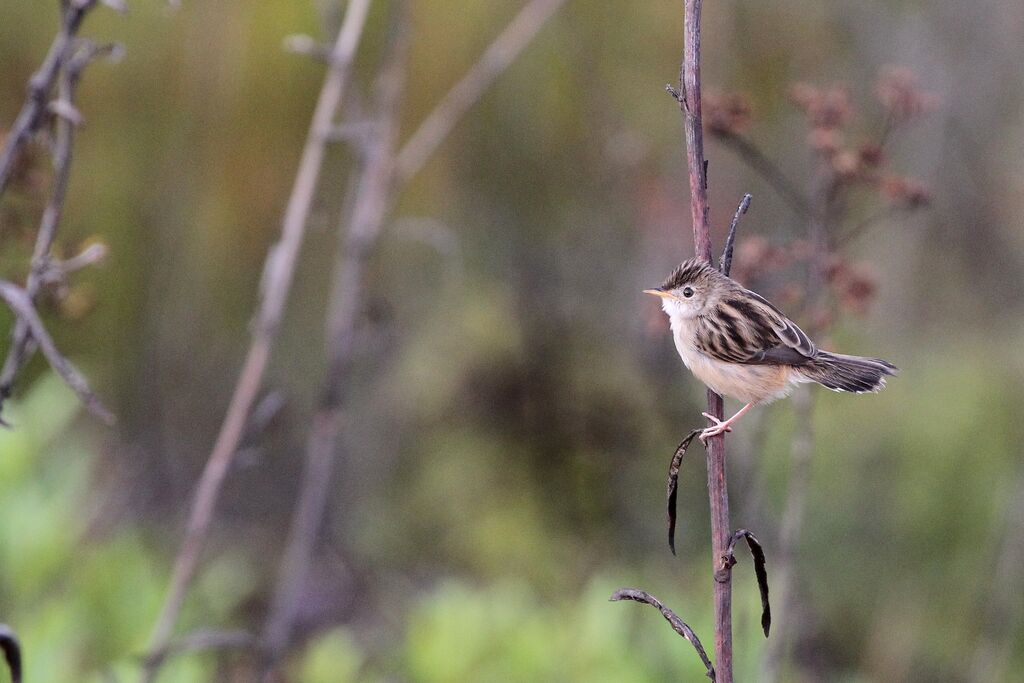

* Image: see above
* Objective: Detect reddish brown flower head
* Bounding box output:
[831,149,862,179]
[880,175,931,208]
[789,83,853,130]
[704,91,753,137]
[875,66,938,123]
[829,260,878,316]
[730,235,790,285]
[858,143,885,169]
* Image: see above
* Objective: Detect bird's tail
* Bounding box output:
[798,351,898,394]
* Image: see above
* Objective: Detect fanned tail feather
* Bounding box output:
[799,351,898,394]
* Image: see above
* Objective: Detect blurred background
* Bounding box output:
[1,1,1023,681]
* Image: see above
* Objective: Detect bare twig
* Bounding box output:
[141,1,374,676]
[0,280,112,423]
[714,132,810,218]
[0,624,21,683]
[142,629,255,668]
[394,0,568,183]
[258,11,410,672]
[719,193,751,276]
[667,430,701,555]
[760,152,833,682]
[0,39,119,420]
[723,528,771,637]
[968,465,1024,683]
[610,589,715,680]
[259,0,569,670]
[833,204,910,248]
[0,2,103,196]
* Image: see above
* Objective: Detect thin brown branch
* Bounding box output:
[719,193,752,277]
[259,0,570,670]
[140,0,374,676]
[0,1,100,197]
[610,589,715,680]
[723,528,771,638]
[968,466,1024,683]
[714,132,810,218]
[0,39,118,419]
[758,379,814,682]
[0,624,21,683]
[678,1,734,679]
[759,152,835,681]
[667,430,701,555]
[832,204,910,248]
[142,629,255,668]
[679,1,712,261]
[0,280,112,423]
[394,0,568,183]
[257,1,571,671]
[258,12,409,672]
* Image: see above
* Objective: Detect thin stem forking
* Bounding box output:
[141,1,373,677]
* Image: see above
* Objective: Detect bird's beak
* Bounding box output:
[644,289,672,299]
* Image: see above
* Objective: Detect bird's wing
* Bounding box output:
[694,290,818,365]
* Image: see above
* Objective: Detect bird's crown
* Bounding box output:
[659,258,719,291]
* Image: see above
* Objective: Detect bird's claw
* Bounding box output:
[699,412,733,443]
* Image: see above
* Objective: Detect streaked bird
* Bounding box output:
[646,258,897,442]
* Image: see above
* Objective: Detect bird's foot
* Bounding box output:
[699,412,733,443]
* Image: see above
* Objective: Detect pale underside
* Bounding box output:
[670,315,811,404]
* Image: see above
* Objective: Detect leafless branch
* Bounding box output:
[667,429,700,555]
[610,589,715,680]
[144,0,571,674]
[833,204,910,248]
[0,37,119,421]
[714,131,810,218]
[760,155,832,682]
[140,0,374,675]
[0,624,21,683]
[722,528,771,638]
[0,280,112,423]
[259,0,569,670]
[394,0,569,183]
[719,193,751,276]
[0,1,104,197]
[258,11,410,672]
[142,629,255,669]
[968,466,1024,683]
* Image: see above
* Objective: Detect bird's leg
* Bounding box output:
[699,402,754,442]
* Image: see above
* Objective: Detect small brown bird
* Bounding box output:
[646,258,897,442]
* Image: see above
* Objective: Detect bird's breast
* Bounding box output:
[669,314,793,404]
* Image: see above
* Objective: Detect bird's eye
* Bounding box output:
[682,287,695,298]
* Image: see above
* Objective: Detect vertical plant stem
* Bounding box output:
[259,15,407,669]
[0,1,97,198]
[679,1,732,680]
[141,1,373,678]
[393,0,568,182]
[968,466,1024,683]
[257,0,568,672]
[760,162,832,681]
[759,385,813,682]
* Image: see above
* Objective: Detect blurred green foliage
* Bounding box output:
[2,0,1024,681]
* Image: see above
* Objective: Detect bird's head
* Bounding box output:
[644,258,721,319]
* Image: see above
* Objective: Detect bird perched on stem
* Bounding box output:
[646,258,897,442]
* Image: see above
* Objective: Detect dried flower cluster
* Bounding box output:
[704,91,753,137]
[784,75,934,206]
[875,66,939,124]
[707,66,936,330]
